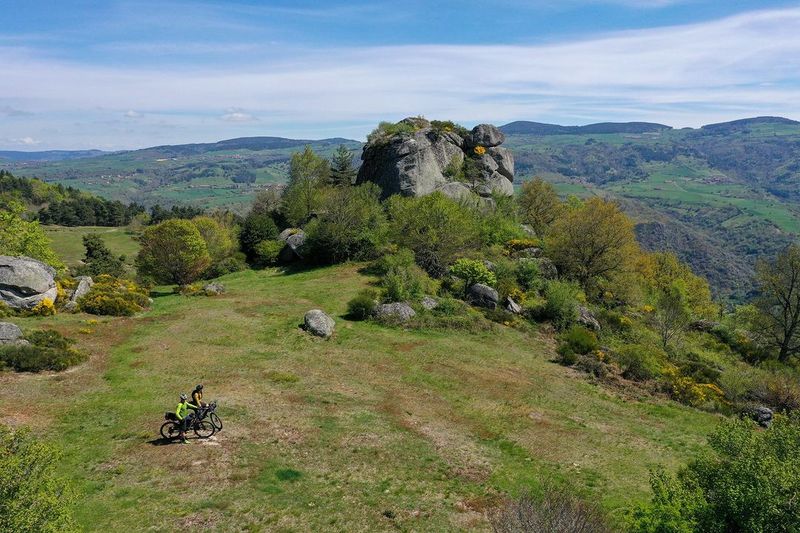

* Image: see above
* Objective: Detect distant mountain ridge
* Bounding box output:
[499,121,672,135]
[0,149,107,162]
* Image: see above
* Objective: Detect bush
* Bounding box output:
[490,487,611,533]
[559,325,599,355]
[540,281,581,329]
[631,417,800,533]
[75,233,126,278]
[0,329,85,372]
[516,259,542,292]
[78,275,149,316]
[205,254,248,278]
[662,365,725,408]
[28,298,56,317]
[506,238,542,254]
[239,213,279,261]
[253,240,284,266]
[373,249,434,303]
[136,219,211,285]
[0,426,77,532]
[615,344,663,382]
[450,258,496,295]
[752,370,800,413]
[347,289,378,320]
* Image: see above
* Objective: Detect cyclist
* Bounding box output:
[175,393,196,443]
[190,384,206,409]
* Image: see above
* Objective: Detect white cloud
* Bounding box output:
[8,136,41,146]
[1,6,800,147]
[123,110,143,118]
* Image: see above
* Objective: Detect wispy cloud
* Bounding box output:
[123,110,143,118]
[7,136,41,146]
[0,105,33,117]
[1,6,799,148]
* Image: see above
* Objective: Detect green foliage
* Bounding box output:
[0,201,64,270]
[442,155,464,181]
[653,280,692,348]
[614,344,664,382]
[0,425,77,532]
[366,120,420,144]
[205,253,248,278]
[329,144,357,186]
[450,258,497,295]
[0,329,85,372]
[559,325,599,356]
[78,275,149,316]
[631,416,800,532]
[539,280,581,329]
[516,259,542,292]
[282,146,330,226]
[386,192,480,277]
[754,244,800,362]
[346,289,378,320]
[253,240,284,266]
[478,211,527,247]
[430,120,469,137]
[240,213,279,261]
[191,216,237,263]
[75,233,125,278]
[304,183,387,264]
[518,178,563,237]
[382,265,431,303]
[135,219,211,285]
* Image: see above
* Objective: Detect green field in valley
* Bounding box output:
[44,226,140,268]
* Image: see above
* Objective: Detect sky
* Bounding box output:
[2,0,800,150]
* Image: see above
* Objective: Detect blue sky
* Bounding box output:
[2,0,800,149]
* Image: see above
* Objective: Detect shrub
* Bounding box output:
[490,487,611,533]
[506,238,542,254]
[615,344,663,382]
[347,289,378,320]
[78,275,149,316]
[383,266,430,303]
[75,233,126,278]
[752,370,800,413]
[29,298,56,317]
[191,216,237,263]
[450,258,496,295]
[366,120,420,144]
[0,426,77,532]
[516,259,542,292]
[136,219,211,285]
[0,329,85,372]
[559,325,599,355]
[662,365,725,408]
[631,416,800,533]
[0,302,10,318]
[556,344,578,366]
[239,213,279,261]
[540,280,581,329]
[479,212,527,247]
[253,240,284,266]
[205,254,248,278]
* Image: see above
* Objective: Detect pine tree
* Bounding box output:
[329,144,357,186]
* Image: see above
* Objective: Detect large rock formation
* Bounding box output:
[0,256,58,309]
[356,118,515,201]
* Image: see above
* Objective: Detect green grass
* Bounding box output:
[44,225,140,268]
[0,263,719,531]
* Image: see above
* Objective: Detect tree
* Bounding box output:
[0,425,77,532]
[135,219,210,285]
[632,416,800,532]
[191,216,236,263]
[386,192,480,277]
[653,280,692,348]
[754,245,800,362]
[250,187,283,217]
[329,144,357,186]
[76,233,125,278]
[282,146,330,226]
[239,213,279,261]
[0,201,64,269]
[304,183,387,263]
[547,197,638,298]
[638,252,717,319]
[518,178,563,237]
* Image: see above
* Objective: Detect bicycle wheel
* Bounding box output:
[210,412,222,431]
[160,421,179,440]
[193,420,216,438]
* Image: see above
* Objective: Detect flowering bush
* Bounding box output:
[663,365,725,407]
[474,145,486,156]
[78,275,149,316]
[30,298,56,317]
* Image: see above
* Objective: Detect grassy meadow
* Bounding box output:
[44,225,140,268]
[0,255,719,530]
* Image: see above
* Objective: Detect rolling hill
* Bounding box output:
[4,116,800,300]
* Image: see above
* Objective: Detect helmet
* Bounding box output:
[180,393,187,401]
[196,384,203,391]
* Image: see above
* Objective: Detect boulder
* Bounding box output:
[467,283,499,310]
[203,282,225,296]
[421,296,439,310]
[467,124,505,148]
[690,319,720,332]
[505,297,522,315]
[356,119,514,200]
[482,260,496,272]
[533,258,558,279]
[278,228,300,242]
[517,247,543,259]
[0,256,58,309]
[578,306,601,331]
[279,230,306,263]
[375,302,417,322]
[487,147,514,180]
[750,406,774,428]
[303,309,335,339]
[0,322,23,344]
[70,276,94,303]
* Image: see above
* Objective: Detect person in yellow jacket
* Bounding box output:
[190,384,206,409]
[175,393,197,443]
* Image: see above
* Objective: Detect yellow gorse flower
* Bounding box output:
[474,145,486,156]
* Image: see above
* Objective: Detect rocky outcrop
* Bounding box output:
[303,309,335,338]
[505,297,522,315]
[279,230,306,263]
[375,302,416,322]
[71,276,94,303]
[749,406,774,428]
[578,306,601,331]
[203,282,225,296]
[0,256,58,309]
[421,296,439,311]
[0,322,23,344]
[467,283,499,310]
[356,118,514,201]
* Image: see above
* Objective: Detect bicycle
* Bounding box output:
[160,410,215,440]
